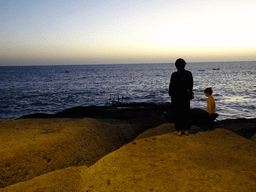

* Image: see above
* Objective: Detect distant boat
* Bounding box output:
[213,68,220,70]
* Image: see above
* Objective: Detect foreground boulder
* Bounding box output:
[0,117,164,188]
[0,166,88,192]
[2,128,256,191]
[79,129,256,191]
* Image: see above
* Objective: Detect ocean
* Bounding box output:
[0,61,256,121]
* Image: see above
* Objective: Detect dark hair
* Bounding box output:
[175,58,186,69]
[204,87,213,95]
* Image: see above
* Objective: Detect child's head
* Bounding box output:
[204,87,213,96]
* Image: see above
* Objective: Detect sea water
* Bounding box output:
[0,61,255,120]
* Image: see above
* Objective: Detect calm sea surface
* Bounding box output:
[0,61,256,121]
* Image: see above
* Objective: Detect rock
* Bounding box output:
[233,127,256,139]
[0,125,256,192]
[80,129,256,191]
[18,103,256,139]
[162,107,219,127]
[125,114,167,131]
[2,104,256,190]
[134,123,176,140]
[3,128,256,191]
[214,118,256,139]
[135,123,201,141]
[0,117,155,188]
[250,134,256,142]
[19,102,171,120]
[0,166,87,192]
[190,125,201,132]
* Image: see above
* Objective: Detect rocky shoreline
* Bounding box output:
[1,102,256,191]
[19,102,256,139]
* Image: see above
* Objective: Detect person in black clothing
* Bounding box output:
[169,58,193,136]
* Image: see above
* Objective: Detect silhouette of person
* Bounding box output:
[169,58,193,136]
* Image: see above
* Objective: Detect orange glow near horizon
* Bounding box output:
[1,0,255,65]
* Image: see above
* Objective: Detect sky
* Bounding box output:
[1,0,256,66]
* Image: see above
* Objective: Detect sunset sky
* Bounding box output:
[1,0,256,66]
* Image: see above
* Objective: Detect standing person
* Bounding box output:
[169,58,193,136]
[204,87,218,130]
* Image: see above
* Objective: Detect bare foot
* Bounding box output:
[177,131,182,136]
[173,131,182,136]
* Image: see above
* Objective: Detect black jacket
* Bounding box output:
[169,70,193,101]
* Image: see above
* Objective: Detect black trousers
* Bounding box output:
[203,113,219,130]
[172,99,191,131]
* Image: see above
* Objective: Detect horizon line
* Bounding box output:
[0,60,255,67]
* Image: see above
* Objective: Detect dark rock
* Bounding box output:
[18,102,256,139]
[19,113,54,119]
[214,118,256,139]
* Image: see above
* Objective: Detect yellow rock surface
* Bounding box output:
[134,123,200,140]
[0,166,87,192]
[80,129,256,192]
[134,123,176,140]
[0,118,137,188]
[2,120,256,191]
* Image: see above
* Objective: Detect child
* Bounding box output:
[204,87,218,130]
